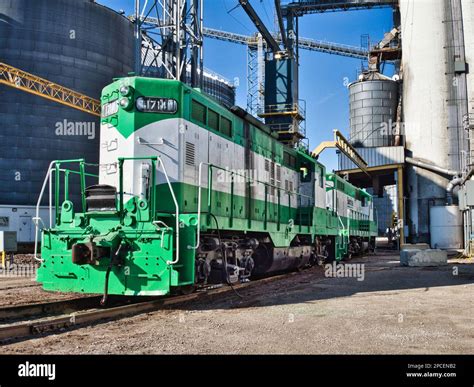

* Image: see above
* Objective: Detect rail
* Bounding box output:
[0,269,307,343]
[33,157,180,266]
[259,102,305,118]
[266,122,306,137]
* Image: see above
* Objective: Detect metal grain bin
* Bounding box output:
[349,72,399,148]
[147,64,236,108]
[0,0,134,206]
[200,71,236,108]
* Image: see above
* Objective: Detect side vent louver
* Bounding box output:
[185,141,195,166]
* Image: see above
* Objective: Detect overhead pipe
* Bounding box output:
[405,157,460,177]
[405,157,462,205]
[460,167,474,186]
[446,176,463,205]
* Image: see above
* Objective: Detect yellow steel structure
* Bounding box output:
[258,103,304,119]
[0,61,100,117]
[397,165,404,245]
[258,103,306,146]
[311,129,369,175]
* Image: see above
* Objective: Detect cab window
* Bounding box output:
[191,100,206,124]
[220,116,232,137]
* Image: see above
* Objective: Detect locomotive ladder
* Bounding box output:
[336,213,350,256]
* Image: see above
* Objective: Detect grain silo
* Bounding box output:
[349,71,399,148]
[462,0,474,124]
[197,70,236,108]
[142,49,236,107]
[0,0,135,242]
[400,0,472,244]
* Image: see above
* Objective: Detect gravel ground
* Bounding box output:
[0,277,88,307]
[11,254,37,266]
[1,251,473,354]
[0,254,88,306]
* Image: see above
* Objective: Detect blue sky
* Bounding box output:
[99,0,394,170]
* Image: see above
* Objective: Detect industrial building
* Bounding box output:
[0,0,473,254]
[336,0,474,254]
[0,0,134,243]
[205,0,474,252]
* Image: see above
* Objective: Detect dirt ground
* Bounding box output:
[0,254,87,306]
[1,250,473,354]
[0,277,89,307]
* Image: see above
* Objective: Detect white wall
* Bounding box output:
[0,206,54,243]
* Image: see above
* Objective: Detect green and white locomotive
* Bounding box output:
[36,77,377,298]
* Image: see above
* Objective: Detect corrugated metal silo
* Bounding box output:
[0,0,134,206]
[349,72,398,148]
[200,72,236,108]
[143,51,236,108]
[184,70,236,107]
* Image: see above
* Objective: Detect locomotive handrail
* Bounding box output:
[190,162,315,250]
[190,162,211,250]
[33,159,89,262]
[158,158,180,265]
[118,156,180,265]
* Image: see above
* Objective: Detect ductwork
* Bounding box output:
[460,168,474,186]
[405,157,462,204]
[405,157,460,177]
[447,176,463,205]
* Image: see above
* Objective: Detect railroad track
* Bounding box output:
[0,283,41,291]
[0,296,103,322]
[0,270,302,343]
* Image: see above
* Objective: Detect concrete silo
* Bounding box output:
[458,0,474,253]
[462,0,474,121]
[400,0,471,244]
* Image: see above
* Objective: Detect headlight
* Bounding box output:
[120,85,133,97]
[135,97,145,111]
[119,97,132,110]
